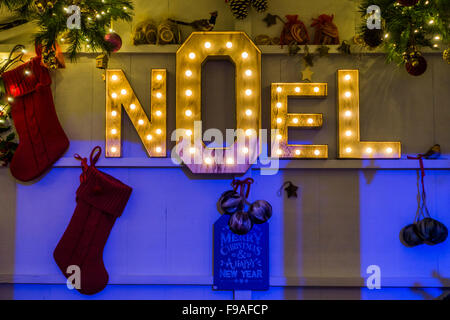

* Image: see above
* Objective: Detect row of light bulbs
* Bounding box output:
[109,72,165,155]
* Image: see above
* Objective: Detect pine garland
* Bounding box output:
[0,0,134,60]
[359,0,449,64]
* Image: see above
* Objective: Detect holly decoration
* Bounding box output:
[359,0,449,66]
[0,0,133,60]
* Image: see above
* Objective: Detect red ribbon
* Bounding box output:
[232,178,254,199]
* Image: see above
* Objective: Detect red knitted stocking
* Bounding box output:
[2,56,69,181]
[53,147,132,295]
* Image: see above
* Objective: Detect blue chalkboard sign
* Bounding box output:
[213,214,269,290]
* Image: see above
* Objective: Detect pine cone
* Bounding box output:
[230,0,250,20]
[251,0,268,13]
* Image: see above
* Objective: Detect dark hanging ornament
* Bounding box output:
[228,211,253,235]
[363,28,383,48]
[416,218,448,245]
[229,0,250,20]
[104,32,122,53]
[337,40,351,55]
[218,190,244,215]
[397,0,419,6]
[251,0,268,13]
[263,13,278,27]
[248,200,272,224]
[278,181,298,198]
[404,51,427,76]
[400,224,424,247]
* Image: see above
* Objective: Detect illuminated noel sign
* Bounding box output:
[105,32,401,174]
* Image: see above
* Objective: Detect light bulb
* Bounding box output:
[245,89,252,96]
[314,87,320,92]
[276,87,282,92]
[226,42,233,48]
[189,52,196,59]
[156,92,162,99]
[314,150,320,156]
[111,147,117,153]
[121,89,127,95]
[111,93,117,99]
[345,91,351,98]
[146,134,153,141]
[344,74,351,81]
[111,110,117,117]
[346,147,352,153]
[226,157,234,165]
[186,129,192,136]
[295,87,300,93]
[366,147,373,154]
[242,52,248,59]
[130,104,136,110]
[434,35,440,40]
[245,109,252,116]
[24,70,31,75]
[185,89,192,97]
[7,97,14,102]
[204,157,212,164]
[345,130,352,137]
[295,150,301,155]
[111,75,118,81]
[204,42,211,48]
[384,33,389,38]
[155,110,162,116]
[185,109,192,117]
[276,102,282,108]
[386,147,393,154]
[307,118,313,124]
[242,147,249,154]
[245,129,253,136]
[189,147,196,154]
[111,129,117,134]
[156,74,163,81]
[276,134,282,140]
[276,118,282,124]
[156,147,162,153]
[245,69,252,76]
[156,129,162,135]
[276,149,282,155]
[429,19,434,24]
[185,70,192,77]
[344,110,352,117]
[293,118,299,124]
[138,119,144,125]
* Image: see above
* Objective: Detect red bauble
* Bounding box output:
[397,0,419,6]
[405,56,427,76]
[104,32,122,53]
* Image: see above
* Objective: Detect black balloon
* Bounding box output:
[228,211,253,235]
[248,200,272,224]
[218,190,244,215]
[400,224,424,247]
[416,218,448,245]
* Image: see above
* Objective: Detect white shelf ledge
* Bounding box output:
[51,157,450,170]
[0,44,443,55]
